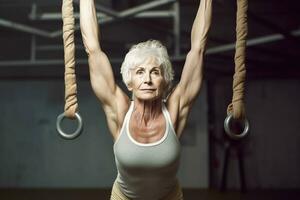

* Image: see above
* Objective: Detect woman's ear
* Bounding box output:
[127,82,133,91]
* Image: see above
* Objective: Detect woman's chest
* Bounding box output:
[129,115,166,144]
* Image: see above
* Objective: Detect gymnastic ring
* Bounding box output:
[224,114,249,140]
[56,112,83,139]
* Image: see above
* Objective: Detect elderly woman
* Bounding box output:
[80,0,212,199]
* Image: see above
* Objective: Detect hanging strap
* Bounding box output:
[56,0,83,140]
[62,0,78,119]
[227,0,248,120]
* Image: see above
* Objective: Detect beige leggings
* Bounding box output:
[110,180,184,200]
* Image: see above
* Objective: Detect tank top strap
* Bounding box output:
[162,103,177,134]
[124,101,134,122]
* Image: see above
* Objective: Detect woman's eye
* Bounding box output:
[151,70,160,75]
[136,70,144,74]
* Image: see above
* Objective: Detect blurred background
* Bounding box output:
[0,0,299,199]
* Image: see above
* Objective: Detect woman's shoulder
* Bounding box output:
[103,92,131,140]
[116,97,131,124]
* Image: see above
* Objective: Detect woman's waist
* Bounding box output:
[115,174,179,200]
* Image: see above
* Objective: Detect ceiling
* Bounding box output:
[0,0,299,80]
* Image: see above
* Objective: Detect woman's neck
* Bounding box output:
[132,98,162,127]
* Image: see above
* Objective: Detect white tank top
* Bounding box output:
[113,101,181,200]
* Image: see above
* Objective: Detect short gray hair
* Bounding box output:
[120,40,174,91]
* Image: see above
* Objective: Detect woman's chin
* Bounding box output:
[135,94,162,101]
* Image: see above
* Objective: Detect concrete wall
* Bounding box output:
[0,79,208,188]
[210,78,300,189]
[1,77,300,190]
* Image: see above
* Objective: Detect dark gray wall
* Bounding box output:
[1,77,299,189]
[210,78,300,189]
[0,79,208,188]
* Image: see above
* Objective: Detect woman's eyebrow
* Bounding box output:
[134,66,160,71]
[135,67,144,70]
[151,67,161,70]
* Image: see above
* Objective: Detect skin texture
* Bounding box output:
[128,56,166,101]
[128,57,167,143]
[80,0,212,142]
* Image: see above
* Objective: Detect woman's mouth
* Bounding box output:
[140,89,156,92]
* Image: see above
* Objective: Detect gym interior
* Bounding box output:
[0,0,299,199]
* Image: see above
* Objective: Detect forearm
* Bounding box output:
[177,0,212,104]
[79,0,118,102]
[80,0,101,54]
[191,0,212,51]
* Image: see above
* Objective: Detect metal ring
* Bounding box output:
[56,112,83,139]
[224,114,249,140]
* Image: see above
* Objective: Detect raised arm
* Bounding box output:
[171,0,212,106]
[80,0,130,104]
[80,0,118,104]
[80,0,129,137]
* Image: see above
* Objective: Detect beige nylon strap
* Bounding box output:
[227,0,248,120]
[62,0,78,118]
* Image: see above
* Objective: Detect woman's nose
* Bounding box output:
[143,72,152,83]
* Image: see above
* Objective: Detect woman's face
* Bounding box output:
[128,56,166,101]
